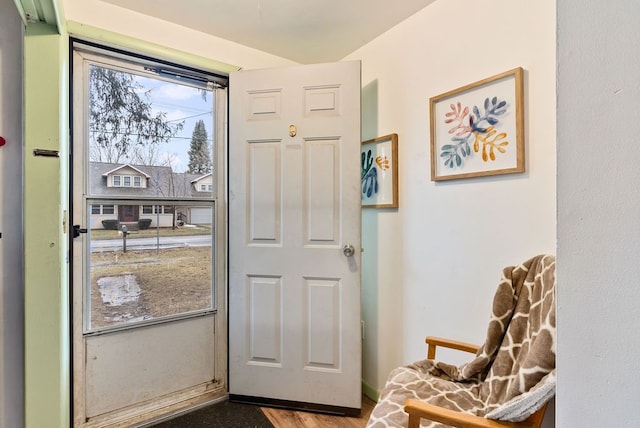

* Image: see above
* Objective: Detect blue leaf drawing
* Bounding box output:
[362,167,378,198]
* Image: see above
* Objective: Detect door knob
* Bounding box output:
[342,244,355,257]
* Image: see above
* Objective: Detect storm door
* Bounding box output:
[70,41,228,427]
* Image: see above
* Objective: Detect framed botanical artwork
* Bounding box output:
[361,133,398,208]
[430,67,524,181]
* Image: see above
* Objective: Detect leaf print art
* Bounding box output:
[361,134,398,207]
[430,68,524,181]
[440,96,510,169]
[376,155,390,171]
[361,149,378,198]
[444,102,471,136]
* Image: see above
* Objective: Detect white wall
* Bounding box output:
[0,0,24,426]
[345,0,556,398]
[62,0,297,70]
[557,1,640,426]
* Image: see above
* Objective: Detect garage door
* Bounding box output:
[190,207,213,225]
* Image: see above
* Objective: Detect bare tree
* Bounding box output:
[89,65,184,163]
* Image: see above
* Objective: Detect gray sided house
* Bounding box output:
[89,162,213,229]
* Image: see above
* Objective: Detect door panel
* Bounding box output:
[85,317,215,417]
[229,61,361,413]
[248,140,282,243]
[247,276,282,365]
[305,138,340,243]
[305,278,341,370]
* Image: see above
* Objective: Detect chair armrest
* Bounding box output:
[404,399,535,428]
[425,336,479,359]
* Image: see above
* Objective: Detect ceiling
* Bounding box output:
[100,0,436,64]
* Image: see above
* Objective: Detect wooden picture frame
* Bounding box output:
[361,133,398,208]
[430,67,524,181]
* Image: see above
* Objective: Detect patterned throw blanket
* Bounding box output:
[367,254,556,428]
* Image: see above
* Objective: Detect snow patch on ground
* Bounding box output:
[97,274,141,305]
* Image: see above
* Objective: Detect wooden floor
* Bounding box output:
[262,395,376,428]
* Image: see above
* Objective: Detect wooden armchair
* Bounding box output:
[366,255,556,428]
[404,337,549,428]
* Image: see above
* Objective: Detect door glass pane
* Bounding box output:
[84,62,216,332]
[86,201,214,331]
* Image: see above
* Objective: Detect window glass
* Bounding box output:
[83,60,216,332]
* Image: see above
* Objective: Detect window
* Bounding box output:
[208,184,213,191]
[200,184,206,191]
[141,205,175,214]
[91,204,115,215]
[74,41,225,333]
[111,174,142,187]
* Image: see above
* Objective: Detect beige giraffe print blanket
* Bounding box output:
[366,254,556,428]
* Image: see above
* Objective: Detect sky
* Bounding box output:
[137,74,214,173]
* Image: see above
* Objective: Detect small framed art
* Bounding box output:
[361,133,398,208]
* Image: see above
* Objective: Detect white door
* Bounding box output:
[228,61,362,414]
[71,43,228,426]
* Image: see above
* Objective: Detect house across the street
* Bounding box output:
[89,162,214,229]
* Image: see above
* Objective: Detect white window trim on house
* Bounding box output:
[91,204,115,215]
[142,205,174,215]
[104,164,151,188]
[191,172,214,193]
[111,174,144,187]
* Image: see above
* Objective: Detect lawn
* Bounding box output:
[89,245,213,329]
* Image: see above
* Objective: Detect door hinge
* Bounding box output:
[72,225,88,238]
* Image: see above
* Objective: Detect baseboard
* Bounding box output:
[362,380,379,402]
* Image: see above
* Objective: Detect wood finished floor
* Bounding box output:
[261,395,376,428]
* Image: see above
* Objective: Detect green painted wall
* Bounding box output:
[23,22,70,428]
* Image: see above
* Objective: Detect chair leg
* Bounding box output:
[407,414,421,428]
